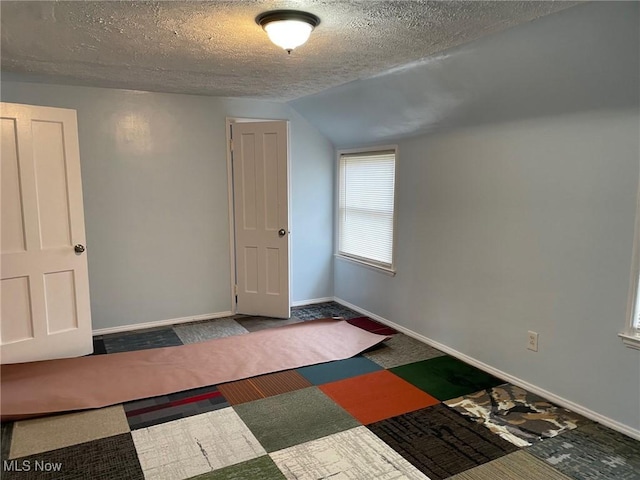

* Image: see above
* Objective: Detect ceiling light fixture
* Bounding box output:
[256,10,320,54]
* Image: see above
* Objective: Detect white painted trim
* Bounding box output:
[291,297,334,307]
[619,330,640,350]
[334,254,396,276]
[334,296,640,441]
[93,311,233,336]
[621,164,640,348]
[225,118,238,315]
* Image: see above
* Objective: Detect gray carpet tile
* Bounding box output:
[527,421,640,480]
[1,433,143,480]
[173,317,249,343]
[236,316,302,332]
[233,387,360,452]
[102,328,183,353]
[1,422,13,461]
[363,333,446,368]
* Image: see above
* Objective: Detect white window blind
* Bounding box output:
[338,150,396,269]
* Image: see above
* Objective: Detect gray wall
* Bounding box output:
[291,2,638,146]
[288,0,640,432]
[334,109,640,431]
[1,81,334,329]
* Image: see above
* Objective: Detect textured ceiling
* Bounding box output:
[1,1,578,101]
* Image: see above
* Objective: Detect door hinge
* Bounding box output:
[229,139,234,153]
[234,284,238,295]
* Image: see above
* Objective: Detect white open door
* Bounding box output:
[1,102,92,364]
[232,121,290,318]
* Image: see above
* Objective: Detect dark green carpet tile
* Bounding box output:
[1,422,13,461]
[0,433,143,480]
[296,356,383,385]
[527,421,640,480]
[102,328,183,353]
[390,355,505,400]
[188,456,286,480]
[368,404,518,480]
[233,387,360,452]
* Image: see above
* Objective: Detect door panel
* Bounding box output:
[0,102,92,363]
[232,121,290,318]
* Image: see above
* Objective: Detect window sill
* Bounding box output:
[618,329,640,350]
[335,254,396,276]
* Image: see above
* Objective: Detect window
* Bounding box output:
[620,192,640,349]
[337,147,397,272]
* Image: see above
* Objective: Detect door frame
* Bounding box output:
[225,117,292,316]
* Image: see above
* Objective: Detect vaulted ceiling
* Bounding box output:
[1,1,578,101]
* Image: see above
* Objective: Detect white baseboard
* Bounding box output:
[334,297,640,441]
[93,311,234,336]
[291,297,334,307]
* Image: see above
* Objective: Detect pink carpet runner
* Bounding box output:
[1,319,388,420]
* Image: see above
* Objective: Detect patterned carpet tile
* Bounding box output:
[368,404,518,480]
[233,387,360,452]
[236,316,302,332]
[291,302,361,320]
[9,406,130,459]
[102,328,183,353]
[364,333,446,368]
[346,316,398,335]
[320,370,439,424]
[448,451,572,480]
[445,384,586,447]
[0,433,143,480]
[124,385,229,430]
[296,355,383,385]
[218,370,312,405]
[390,355,505,400]
[173,318,249,344]
[527,421,640,479]
[270,426,429,480]
[188,456,286,480]
[131,408,265,480]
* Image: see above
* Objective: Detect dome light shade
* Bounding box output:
[256,10,320,53]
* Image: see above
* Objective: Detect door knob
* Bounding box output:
[278,229,287,237]
[74,244,86,254]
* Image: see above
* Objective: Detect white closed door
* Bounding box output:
[1,102,92,364]
[232,121,290,318]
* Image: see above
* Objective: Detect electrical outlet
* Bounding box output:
[527,331,539,352]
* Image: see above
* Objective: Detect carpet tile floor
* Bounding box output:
[2,301,638,480]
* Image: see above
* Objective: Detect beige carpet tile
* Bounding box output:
[363,333,446,368]
[9,405,130,459]
[270,426,429,480]
[173,318,249,344]
[448,451,573,480]
[131,407,265,480]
